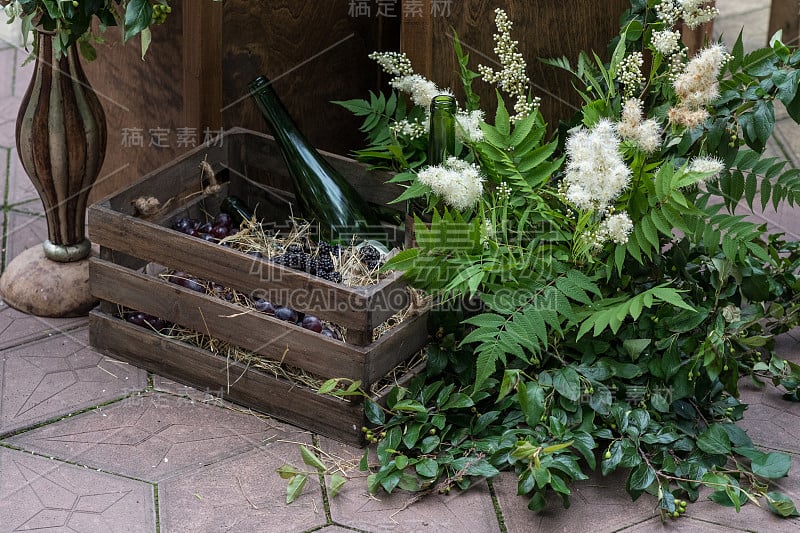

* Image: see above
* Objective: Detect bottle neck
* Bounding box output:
[249,76,307,149]
[428,94,457,166]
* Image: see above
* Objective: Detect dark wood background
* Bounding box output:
[83,0,655,202]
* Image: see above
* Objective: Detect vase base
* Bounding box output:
[0,245,97,318]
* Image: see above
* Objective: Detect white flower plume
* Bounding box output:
[417,157,485,211]
[563,119,632,211]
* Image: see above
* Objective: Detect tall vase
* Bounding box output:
[0,31,107,317]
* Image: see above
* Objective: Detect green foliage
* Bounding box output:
[304,0,800,521]
[277,444,351,504]
[2,0,197,59]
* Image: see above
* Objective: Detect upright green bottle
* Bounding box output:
[248,76,384,244]
[428,94,457,165]
[404,94,458,248]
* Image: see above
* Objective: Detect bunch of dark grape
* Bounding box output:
[272,241,342,283]
[167,209,346,338]
[125,311,172,333]
[359,245,383,272]
[172,213,237,243]
[251,298,341,339]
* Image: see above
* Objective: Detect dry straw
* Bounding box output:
[130,218,430,399]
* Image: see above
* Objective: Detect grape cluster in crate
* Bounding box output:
[120,200,396,342]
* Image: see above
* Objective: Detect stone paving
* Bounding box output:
[1,1,800,532]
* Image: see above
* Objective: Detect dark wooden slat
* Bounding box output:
[409,0,630,127]
[89,310,368,445]
[219,0,389,156]
[364,307,431,384]
[183,1,223,133]
[94,140,229,213]
[83,1,187,203]
[89,205,382,333]
[90,258,368,381]
[400,0,433,78]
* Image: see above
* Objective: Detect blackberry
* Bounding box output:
[317,242,333,255]
[321,271,342,283]
[271,254,286,265]
[285,244,304,255]
[316,255,335,274]
[359,245,383,271]
[305,257,318,275]
[285,253,306,270]
[359,245,381,261]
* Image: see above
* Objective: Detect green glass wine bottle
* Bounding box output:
[403,94,458,248]
[428,94,457,165]
[248,76,384,244]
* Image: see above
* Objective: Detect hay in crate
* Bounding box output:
[122,305,428,401]
[124,218,430,399]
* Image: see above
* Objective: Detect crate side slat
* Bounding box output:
[90,258,368,381]
[364,307,431,384]
[88,205,377,333]
[89,310,366,445]
[99,142,230,214]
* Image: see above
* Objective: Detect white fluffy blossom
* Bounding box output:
[455,109,485,143]
[688,155,725,182]
[651,29,682,56]
[417,157,485,210]
[656,0,682,26]
[617,99,662,153]
[673,44,729,108]
[655,0,718,30]
[391,75,446,109]
[669,44,730,128]
[598,211,634,244]
[563,119,632,211]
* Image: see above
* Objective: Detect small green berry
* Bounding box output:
[604,451,612,460]
[429,428,437,435]
[672,511,680,518]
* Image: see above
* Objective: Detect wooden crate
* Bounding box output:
[87,128,429,445]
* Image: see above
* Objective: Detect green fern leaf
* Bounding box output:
[626,230,644,264]
[463,313,508,329]
[474,343,505,393]
[517,141,558,173]
[556,278,592,305]
[650,287,695,311]
[649,209,673,238]
[745,172,758,210]
[332,97,374,116]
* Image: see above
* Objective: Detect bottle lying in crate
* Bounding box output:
[249,75,387,246]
